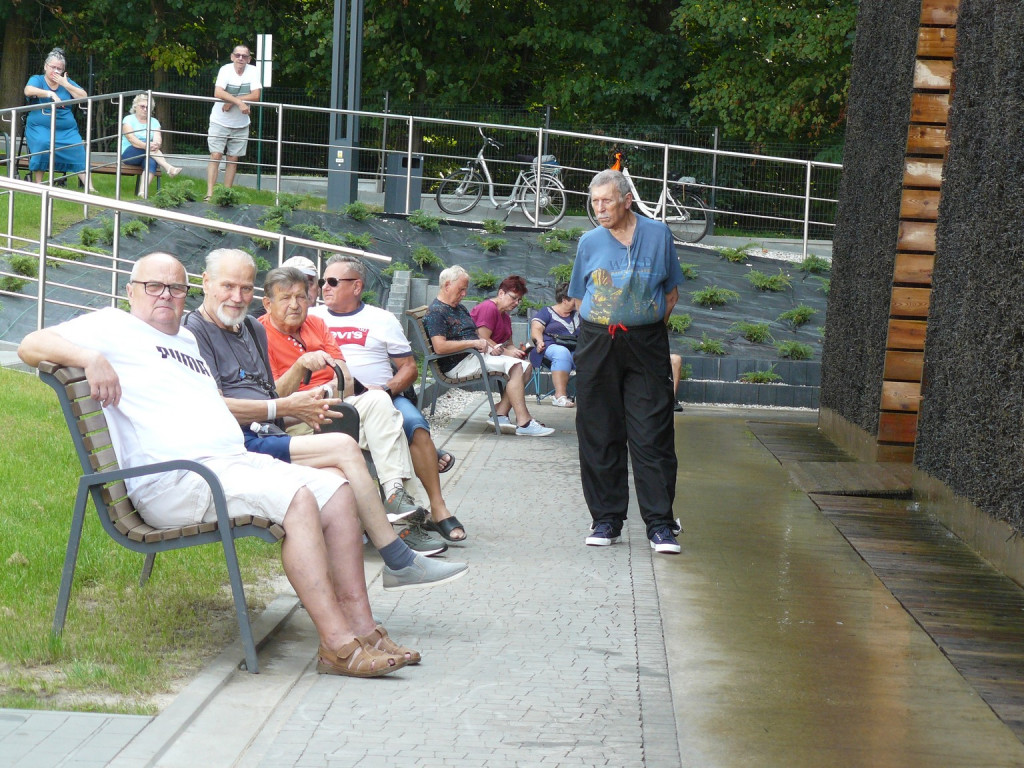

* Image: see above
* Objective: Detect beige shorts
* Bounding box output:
[132,452,345,528]
[208,122,249,157]
[446,352,528,379]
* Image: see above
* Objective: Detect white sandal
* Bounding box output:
[551,396,575,408]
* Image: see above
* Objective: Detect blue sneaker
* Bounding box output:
[649,526,681,554]
[585,522,620,546]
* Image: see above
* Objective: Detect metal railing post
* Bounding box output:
[36,188,52,331]
[404,116,414,214]
[802,161,813,259]
[275,105,284,204]
[534,128,545,224]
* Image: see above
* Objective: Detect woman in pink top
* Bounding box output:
[469,275,528,360]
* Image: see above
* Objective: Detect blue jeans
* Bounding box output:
[122,146,158,173]
[392,395,430,442]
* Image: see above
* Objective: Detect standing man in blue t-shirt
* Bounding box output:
[569,169,685,554]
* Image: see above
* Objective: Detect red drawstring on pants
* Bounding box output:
[608,323,629,338]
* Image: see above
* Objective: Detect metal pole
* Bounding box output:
[534,128,544,224]
[802,161,812,259]
[710,126,719,233]
[377,91,389,193]
[662,143,671,224]
[275,105,284,204]
[543,105,551,156]
[36,188,51,331]
[404,116,414,213]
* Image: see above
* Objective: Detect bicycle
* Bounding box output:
[435,127,568,227]
[587,148,710,244]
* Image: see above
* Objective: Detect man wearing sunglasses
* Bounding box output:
[206,44,261,200]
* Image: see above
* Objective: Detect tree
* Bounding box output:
[672,0,858,142]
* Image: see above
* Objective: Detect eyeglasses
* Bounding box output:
[232,52,251,59]
[318,277,360,288]
[131,280,188,298]
[503,292,522,305]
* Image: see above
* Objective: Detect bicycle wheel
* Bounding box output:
[435,169,483,215]
[520,174,567,227]
[664,190,710,244]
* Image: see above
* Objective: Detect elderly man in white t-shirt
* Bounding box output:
[17,252,416,678]
[309,255,467,543]
[206,44,262,199]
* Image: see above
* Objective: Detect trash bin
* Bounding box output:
[384,153,423,213]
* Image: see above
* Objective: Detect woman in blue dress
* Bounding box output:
[528,281,580,407]
[23,48,92,189]
[121,94,181,194]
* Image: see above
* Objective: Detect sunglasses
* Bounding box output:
[318,277,360,287]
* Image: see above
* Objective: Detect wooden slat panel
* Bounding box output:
[900,189,941,220]
[881,381,923,412]
[920,0,958,25]
[876,444,916,463]
[918,28,957,58]
[894,252,935,285]
[77,413,109,436]
[878,412,918,444]
[890,287,931,318]
[906,125,948,156]
[897,221,937,252]
[887,319,928,350]
[904,158,944,188]
[911,92,950,124]
[914,59,954,90]
[884,351,925,381]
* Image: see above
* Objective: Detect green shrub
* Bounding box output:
[204,211,229,236]
[549,261,574,283]
[797,254,831,274]
[411,245,444,269]
[408,209,441,232]
[716,243,756,263]
[343,232,374,249]
[515,298,544,317]
[259,207,290,229]
[777,305,817,327]
[47,247,88,264]
[473,235,507,253]
[815,277,830,295]
[10,254,39,278]
[0,276,28,293]
[554,226,584,241]
[382,261,412,278]
[690,285,740,307]
[538,232,568,253]
[680,262,699,280]
[151,182,199,209]
[341,201,375,221]
[678,362,692,381]
[79,226,104,247]
[187,273,203,299]
[120,219,149,239]
[481,219,507,234]
[210,186,243,207]
[361,290,379,306]
[293,223,345,246]
[777,341,814,360]
[254,256,272,273]
[730,321,773,344]
[250,235,274,250]
[278,193,304,211]
[740,366,783,384]
[746,268,792,292]
[470,268,498,290]
[667,313,692,334]
[691,332,726,355]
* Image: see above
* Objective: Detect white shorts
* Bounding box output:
[208,122,249,157]
[131,452,345,528]
[446,352,528,380]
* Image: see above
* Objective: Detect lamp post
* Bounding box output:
[326,0,364,208]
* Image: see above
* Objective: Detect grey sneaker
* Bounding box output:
[516,419,555,437]
[487,413,516,434]
[397,522,448,557]
[384,487,426,524]
[382,554,469,592]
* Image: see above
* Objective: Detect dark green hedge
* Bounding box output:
[819,0,921,431]
[915,0,1024,531]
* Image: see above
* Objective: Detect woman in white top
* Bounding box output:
[121,94,181,193]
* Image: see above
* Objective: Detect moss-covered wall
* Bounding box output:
[915,0,1024,531]
[819,0,921,432]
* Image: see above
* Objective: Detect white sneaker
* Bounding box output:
[487,414,516,434]
[551,396,575,408]
[515,419,555,437]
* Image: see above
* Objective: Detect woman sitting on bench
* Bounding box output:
[121,94,181,192]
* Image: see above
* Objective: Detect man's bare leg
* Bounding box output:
[316,485,376,635]
[223,155,239,188]
[409,428,465,540]
[206,152,222,198]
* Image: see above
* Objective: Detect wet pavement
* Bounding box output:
[3,400,1024,767]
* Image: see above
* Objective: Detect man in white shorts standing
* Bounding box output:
[206,44,261,200]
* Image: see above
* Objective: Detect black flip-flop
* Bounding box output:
[424,515,467,542]
[436,448,457,474]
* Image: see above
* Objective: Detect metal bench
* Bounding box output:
[37,360,357,673]
[405,305,507,436]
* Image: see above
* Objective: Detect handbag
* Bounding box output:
[550,334,578,350]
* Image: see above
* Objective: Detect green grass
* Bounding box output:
[0,368,283,713]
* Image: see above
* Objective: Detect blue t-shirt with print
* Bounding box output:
[569,215,684,326]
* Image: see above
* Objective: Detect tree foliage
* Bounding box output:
[672,0,858,141]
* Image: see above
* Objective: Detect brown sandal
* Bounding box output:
[316,637,406,677]
[362,625,421,665]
